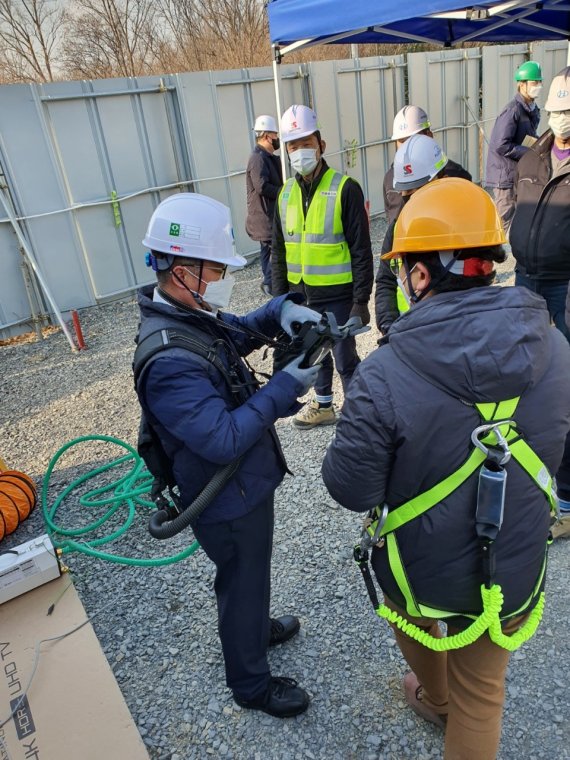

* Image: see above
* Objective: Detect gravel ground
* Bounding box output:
[1,216,568,760]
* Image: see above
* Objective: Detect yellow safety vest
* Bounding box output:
[396,287,410,315]
[278,169,352,287]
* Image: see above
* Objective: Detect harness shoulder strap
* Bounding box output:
[378,397,524,536]
[133,327,238,396]
[356,395,553,651]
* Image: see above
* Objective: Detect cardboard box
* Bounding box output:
[0,575,149,760]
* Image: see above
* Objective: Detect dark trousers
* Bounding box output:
[260,241,272,290]
[193,498,274,700]
[515,272,570,342]
[308,299,360,397]
[515,272,570,499]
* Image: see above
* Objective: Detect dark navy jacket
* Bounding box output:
[136,286,302,525]
[485,93,540,189]
[323,286,570,620]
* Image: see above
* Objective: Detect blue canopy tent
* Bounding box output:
[267,0,570,175]
[268,0,570,52]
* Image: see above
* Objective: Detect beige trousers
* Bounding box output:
[385,597,526,760]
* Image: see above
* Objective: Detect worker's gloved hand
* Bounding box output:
[349,302,371,326]
[280,299,322,336]
[281,354,321,396]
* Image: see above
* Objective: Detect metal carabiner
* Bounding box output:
[471,420,514,466]
[360,503,389,552]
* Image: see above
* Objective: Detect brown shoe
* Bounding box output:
[551,512,570,539]
[293,399,336,429]
[403,672,447,729]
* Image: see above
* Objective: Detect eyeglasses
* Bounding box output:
[180,264,227,280]
[203,265,227,278]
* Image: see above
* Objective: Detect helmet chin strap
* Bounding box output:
[403,251,461,303]
[168,263,213,312]
[402,259,422,304]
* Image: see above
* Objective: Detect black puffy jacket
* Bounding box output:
[510,131,570,280]
[323,286,570,622]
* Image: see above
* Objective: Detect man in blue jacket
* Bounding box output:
[485,60,542,236]
[135,192,323,717]
[323,179,570,758]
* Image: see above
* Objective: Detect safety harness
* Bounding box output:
[354,396,558,652]
[133,325,255,538]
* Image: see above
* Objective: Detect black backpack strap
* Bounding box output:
[133,327,240,396]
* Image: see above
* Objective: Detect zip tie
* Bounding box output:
[110,190,122,227]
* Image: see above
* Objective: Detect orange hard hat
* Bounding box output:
[382,178,506,260]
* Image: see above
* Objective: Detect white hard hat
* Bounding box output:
[391,105,431,141]
[280,105,319,143]
[253,114,278,133]
[142,193,247,268]
[393,134,448,191]
[544,67,570,112]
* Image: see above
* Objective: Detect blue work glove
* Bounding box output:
[281,355,321,397]
[280,299,322,336]
[343,316,371,338]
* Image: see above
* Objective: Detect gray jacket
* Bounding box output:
[245,144,283,242]
[322,286,570,620]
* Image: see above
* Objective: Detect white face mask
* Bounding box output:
[202,274,235,310]
[527,84,542,100]
[549,111,570,140]
[396,264,417,306]
[289,148,319,177]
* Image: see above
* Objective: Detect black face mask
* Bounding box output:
[271,137,280,151]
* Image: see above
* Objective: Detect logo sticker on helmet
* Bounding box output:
[169,223,181,236]
[403,164,413,175]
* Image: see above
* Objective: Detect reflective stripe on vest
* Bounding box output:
[278,169,352,286]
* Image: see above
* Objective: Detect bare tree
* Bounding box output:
[155,0,270,73]
[63,0,159,79]
[0,0,66,82]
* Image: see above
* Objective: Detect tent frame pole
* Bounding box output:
[273,50,288,181]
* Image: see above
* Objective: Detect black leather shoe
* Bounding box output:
[233,676,310,718]
[269,615,300,647]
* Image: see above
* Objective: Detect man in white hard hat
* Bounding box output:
[246,115,283,297]
[375,134,469,336]
[510,66,570,537]
[134,192,323,716]
[485,61,543,237]
[272,104,374,429]
[383,105,471,225]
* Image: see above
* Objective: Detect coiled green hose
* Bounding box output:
[42,435,199,566]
